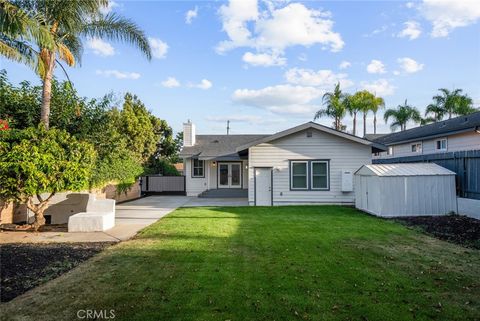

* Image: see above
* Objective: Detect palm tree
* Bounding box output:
[2,0,152,129]
[384,99,421,132]
[423,102,445,124]
[432,88,476,120]
[344,93,359,136]
[370,95,385,134]
[0,0,54,68]
[314,83,347,131]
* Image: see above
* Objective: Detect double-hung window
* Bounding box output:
[436,138,447,151]
[311,161,329,190]
[291,161,308,190]
[411,143,422,153]
[192,159,204,177]
[290,160,330,191]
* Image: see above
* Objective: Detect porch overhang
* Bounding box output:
[199,153,246,161]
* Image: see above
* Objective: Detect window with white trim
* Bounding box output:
[387,146,393,156]
[435,138,447,151]
[411,143,422,153]
[291,161,308,189]
[311,161,329,190]
[192,159,204,177]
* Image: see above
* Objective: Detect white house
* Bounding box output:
[179,121,386,206]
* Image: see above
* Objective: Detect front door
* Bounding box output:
[218,163,242,188]
[255,167,272,206]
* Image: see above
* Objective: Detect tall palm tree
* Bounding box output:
[344,93,359,136]
[349,90,376,137]
[314,82,347,131]
[423,102,445,124]
[432,88,476,119]
[370,95,385,134]
[2,0,152,129]
[384,99,421,132]
[0,0,54,68]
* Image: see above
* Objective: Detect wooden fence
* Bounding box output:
[140,176,186,195]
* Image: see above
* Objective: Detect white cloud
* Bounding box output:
[217,1,344,65]
[232,84,322,115]
[363,25,388,38]
[339,60,351,69]
[406,2,415,9]
[148,37,169,59]
[185,6,198,24]
[284,68,354,89]
[242,51,286,67]
[96,70,140,80]
[397,57,424,73]
[86,38,115,57]
[189,79,213,90]
[397,21,422,40]
[360,79,395,96]
[366,59,386,74]
[99,0,119,15]
[161,77,180,88]
[419,0,480,37]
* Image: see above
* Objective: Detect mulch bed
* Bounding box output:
[0,242,112,302]
[395,215,480,249]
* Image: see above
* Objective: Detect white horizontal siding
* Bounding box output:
[374,131,480,159]
[184,158,208,196]
[249,129,372,205]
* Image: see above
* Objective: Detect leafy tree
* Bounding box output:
[314,83,347,131]
[0,126,96,230]
[384,99,421,132]
[144,158,180,176]
[2,0,151,129]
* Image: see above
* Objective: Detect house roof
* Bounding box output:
[236,121,387,152]
[179,135,269,159]
[355,163,455,177]
[364,133,388,141]
[373,111,480,145]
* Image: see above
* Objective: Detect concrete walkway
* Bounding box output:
[0,196,247,244]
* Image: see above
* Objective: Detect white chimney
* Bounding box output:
[183,120,196,147]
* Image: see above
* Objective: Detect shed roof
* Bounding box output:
[355,163,455,176]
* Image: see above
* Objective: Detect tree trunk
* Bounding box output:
[363,112,367,137]
[40,50,56,130]
[25,194,54,232]
[353,112,357,136]
[373,112,377,134]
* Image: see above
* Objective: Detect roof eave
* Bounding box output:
[378,127,477,146]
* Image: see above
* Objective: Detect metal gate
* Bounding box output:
[140,176,186,195]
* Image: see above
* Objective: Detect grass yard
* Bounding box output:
[2,206,479,321]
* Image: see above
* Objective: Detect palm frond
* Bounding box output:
[82,12,151,60]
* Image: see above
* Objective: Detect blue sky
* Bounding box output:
[2,0,479,135]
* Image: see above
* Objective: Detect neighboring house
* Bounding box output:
[179,121,385,206]
[369,112,480,201]
[174,163,184,175]
[369,112,480,160]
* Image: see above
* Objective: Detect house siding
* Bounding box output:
[374,131,480,159]
[248,129,372,205]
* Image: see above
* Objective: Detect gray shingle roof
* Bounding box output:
[373,111,480,145]
[364,134,388,141]
[179,134,269,159]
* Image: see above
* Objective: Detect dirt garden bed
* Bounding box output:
[395,215,480,249]
[0,242,112,302]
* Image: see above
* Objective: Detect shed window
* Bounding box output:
[411,143,422,153]
[311,161,329,190]
[192,159,204,177]
[291,161,308,189]
[436,138,447,151]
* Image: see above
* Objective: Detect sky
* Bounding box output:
[2,0,480,135]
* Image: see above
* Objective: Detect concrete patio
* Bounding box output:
[0,196,248,243]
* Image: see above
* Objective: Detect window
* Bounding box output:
[192,159,204,177]
[387,146,393,156]
[290,160,330,191]
[291,161,308,189]
[436,138,447,151]
[411,143,422,153]
[373,152,380,157]
[311,161,329,190]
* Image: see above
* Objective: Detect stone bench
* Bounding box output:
[68,198,115,232]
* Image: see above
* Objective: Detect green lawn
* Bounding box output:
[3,206,479,321]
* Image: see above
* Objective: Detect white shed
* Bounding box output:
[354,163,457,217]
